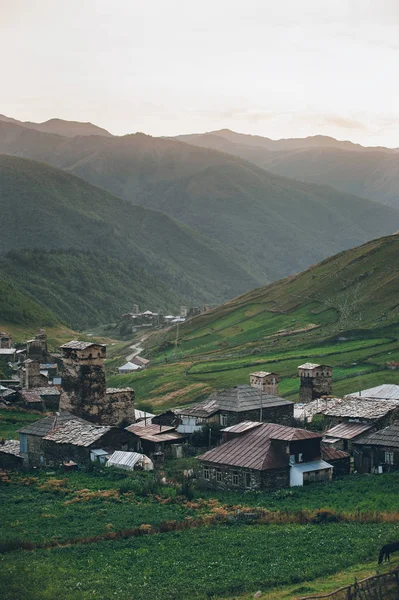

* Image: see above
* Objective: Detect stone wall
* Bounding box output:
[299,374,332,402]
[23,360,44,389]
[217,404,293,427]
[24,434,46,467]
[105,388,136,426]
[198,461,290,491]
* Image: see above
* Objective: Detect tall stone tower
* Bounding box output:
[59,341,135,426]
[27,329,48,361]
[22,359,44,389]
[250,371,280,395]
[0,331,13,349]
[298,363,332,403]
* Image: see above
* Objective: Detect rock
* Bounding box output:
[253,592,262,599]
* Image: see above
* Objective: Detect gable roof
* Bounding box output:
[322,446,350,461]
[346,384,399,403]
[125,423,185,443]
[354,423,399,449]
[0,440,21,457]
[19,412,87,436]
[324,422,373,440]
[43,420,112,446]
[198,422,320,471]
[60,341,105,350]
[118,362,141,371]
[177,385,293,418]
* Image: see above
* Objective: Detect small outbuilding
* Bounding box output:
[107,450,153,471]
[353,423,399,474]
[118,362,142,375]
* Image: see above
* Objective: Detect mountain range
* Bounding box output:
[1,115,398,330]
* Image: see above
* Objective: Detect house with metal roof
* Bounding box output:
[176,384,294,431]
[125,423,186,457]
[345,384,399,403]
[353,423,399,474]
[323,422,374,453]
[198,422,333,491]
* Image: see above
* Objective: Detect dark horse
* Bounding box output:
[378,541,399,564]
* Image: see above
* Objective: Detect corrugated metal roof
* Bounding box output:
[19,412,87,436]
[221,421,262,434]
[125,423,176,437]
[324,422,373,439]
[43,420,111,446]
[60,341,105,350]
[199,423,320,470]
[107,451,144,469]
[324,398,398,419]
[177,385,293,418]
[141,431,185,443]
[354,423,399,449]
[0,440,21,457]
[322,446,350,461]
[290,460,332,473]
[346,384,399,402]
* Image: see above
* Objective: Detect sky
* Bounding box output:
[1,0,399,146]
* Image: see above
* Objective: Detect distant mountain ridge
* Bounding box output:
[172,129,399,209]
[0,120,397,290]
[0,114,112,138]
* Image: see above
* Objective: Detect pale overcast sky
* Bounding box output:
[1,0,399,146]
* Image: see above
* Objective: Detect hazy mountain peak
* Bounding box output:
[0,114,112,138]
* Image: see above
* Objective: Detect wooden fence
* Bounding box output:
[299,567,399,600]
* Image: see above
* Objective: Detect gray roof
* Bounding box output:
[290,460,333,474]
[298,362,321,370]
[60,341,105,350]
[107,451,147,469]
[19,412,87,436]
[324,398,398,420]
[324,422,373,440]
[0,348,16,355]
[106,387,134,394]
[43,420,112,446]
[354,423,399,449]
[0,440,21,457]
[221,421,262,434]
[177,385,293,418]
[346,384,399,403]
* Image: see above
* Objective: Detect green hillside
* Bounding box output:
[174,130,399,210]
[109,234,399,409]
[0,155,259,326]
[1,122,398,284]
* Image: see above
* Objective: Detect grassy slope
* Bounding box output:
[1,122,398,284]
[108,234,399,408]
[0,154,259,325]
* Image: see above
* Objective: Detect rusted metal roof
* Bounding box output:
[221,421,263,434]
[322,446,350,461]
[125,423,176,437]
[324,422,373,440]
[324,398,398,420]
[198,422,320,470]
[0,440,21,457]
[43,420,111,446]
[140,431,186,443]
[354,423,399,449]
[177,385,293,418]
[20,390,43,404]
[60,341,105,350]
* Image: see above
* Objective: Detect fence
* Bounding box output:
[299,567,399,600]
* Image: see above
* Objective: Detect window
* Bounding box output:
[216,469,222,482]
[245,472,251,488]
[298,453,303,463]
[232,471,239,486]
[220,414,228,426]
[385,451,394,465]
[203,467,210,480]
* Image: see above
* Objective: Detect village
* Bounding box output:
[1,328,399,494]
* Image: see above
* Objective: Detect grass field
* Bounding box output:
[2,468,399,599]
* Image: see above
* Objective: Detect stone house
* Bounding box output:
[322,422,374,453]
[198,422,333,491]
[0,440,23,469]
[176,384,294,431]
[322,398,399,431]
[298,363,332,403]
[250,371,280,395]
[19,412,87,467]
[125,423,186,457]
[353,423,399,474]
[42,420,130,467]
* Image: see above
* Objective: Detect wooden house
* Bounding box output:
[353,423,399,474]
[125,423,186,457]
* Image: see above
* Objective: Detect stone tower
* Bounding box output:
[23,359,43,388]
[298,363,332,403]
[250,371,280,395]
[0,331,13,349]
[27,329,48,361]
[59,341,135,426]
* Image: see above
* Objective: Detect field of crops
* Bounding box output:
[1,522,398,600]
